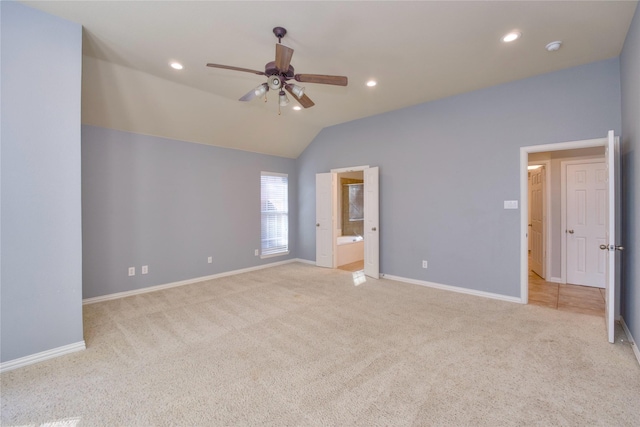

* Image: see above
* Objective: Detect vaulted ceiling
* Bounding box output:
[24,1,637,158]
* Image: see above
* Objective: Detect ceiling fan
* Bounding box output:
[206,27,348,111]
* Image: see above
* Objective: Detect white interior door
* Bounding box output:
[604,130,621,344]
[566,161,607,288]
[364,167,379,278]
[316,173,334,268]
[529,166,545,278]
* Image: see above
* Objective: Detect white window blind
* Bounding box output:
[261,172,289,257]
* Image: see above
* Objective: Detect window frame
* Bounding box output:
[260,171,289,258]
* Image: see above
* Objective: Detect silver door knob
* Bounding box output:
[316,223,320,227]
[372,227,377,231]
[567,229,574,234]
[600,244,625,251]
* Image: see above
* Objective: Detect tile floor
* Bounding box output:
[528,260,605,317]
[337,260,365,272]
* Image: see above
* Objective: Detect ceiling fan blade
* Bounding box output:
[296,93,315,109]
[295,74,348,86]
[285,85,315,108]
[206,63,265,76]
[275,44,294,72]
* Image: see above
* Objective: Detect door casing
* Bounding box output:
[520,137,613,310]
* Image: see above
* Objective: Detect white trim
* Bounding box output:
[330,165,369,173]
[0,341,86,373]
[547,276,564,284]
[520,137,607,304]
[295,258,316,265]
[382,274,523,304]
[83,258,302,305]
[260,170,288,178]
[621,317,640,367]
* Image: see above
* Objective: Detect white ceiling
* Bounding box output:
[24,1,638,158]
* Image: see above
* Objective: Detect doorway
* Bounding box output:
[526,149,606,316]
[337,171,365,271]
[315,165,380,279]
[521,132,620,341]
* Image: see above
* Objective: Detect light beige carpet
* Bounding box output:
[1,262,639,426]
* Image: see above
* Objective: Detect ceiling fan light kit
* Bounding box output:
[286,83,305,98]
[206,26,348,113]
[254,83,268,97]
[278,90,290,107]
[268,75,282,90]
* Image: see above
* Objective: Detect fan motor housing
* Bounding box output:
[265,61,294,79]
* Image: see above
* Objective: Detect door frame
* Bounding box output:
[560,158,606,286]
[527,160,551,280]
[328,165,371,271]
[520,137,607,304]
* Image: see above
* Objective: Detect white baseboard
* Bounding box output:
[83,258,308,305]
[621,317,640,367]
[547,276,564,284]
[381,274,523,304]
[295,258,316,265]
[0,341,86,373]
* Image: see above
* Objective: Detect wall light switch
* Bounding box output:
[128,267,135,276]
[504,200,518,209]
[207,256,213,264]
[255,249,259,256]
[141,265,148,274]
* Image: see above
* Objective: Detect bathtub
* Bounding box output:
[336,235,364,266]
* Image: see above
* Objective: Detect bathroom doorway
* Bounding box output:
[336,171,365,271]
[315,165,380,278]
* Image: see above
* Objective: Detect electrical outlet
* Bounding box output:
[255,249,259,256]
[422,260,428,269]
[128,267,135,276]
[207,256,213,264]
[141,265,148,274]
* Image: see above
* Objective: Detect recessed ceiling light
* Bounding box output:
[502,31,522,43]
[170,62,183,70]
[366,80,377,87]
[292,106,302,111]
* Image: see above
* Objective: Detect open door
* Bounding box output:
[604,130,622,343]
[316,173,334,268]
[364,167,379,278]
[529,165,545,278]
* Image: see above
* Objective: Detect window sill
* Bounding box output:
[260,251,290,260]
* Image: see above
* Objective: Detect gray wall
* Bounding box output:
[297,58,621,298]
[82,126,297,299]
[1,2,83,362]
[620,4,640,343]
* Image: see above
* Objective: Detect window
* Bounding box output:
[347,183,364,221]
[260,172,288,257]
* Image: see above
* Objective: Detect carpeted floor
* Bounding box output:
[1,262,639,426]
